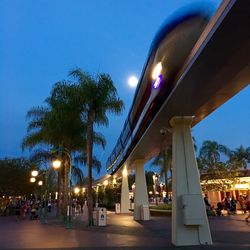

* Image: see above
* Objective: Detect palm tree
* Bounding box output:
[23,82,94,218]
[22,82,86,218]
[151,137,196,196]
[199,140,231,171]
[151,146,172,197]
[69,69,124,226]
[229,145,250,170]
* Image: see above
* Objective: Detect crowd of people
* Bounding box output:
[0,197,53,220]
[204,192,250,221]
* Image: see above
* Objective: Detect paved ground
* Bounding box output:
[0,211,249,249]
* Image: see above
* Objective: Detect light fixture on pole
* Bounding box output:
[52,160,61,169]
[30,177,36,183]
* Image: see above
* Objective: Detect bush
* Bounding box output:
[149,204,172,210]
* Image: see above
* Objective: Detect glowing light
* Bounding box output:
[149,191,153,195]
[152,62,162,80]
[74,187,80,194]
[234,183,249,189]
[52,160,61,169]
[122,166,128,177]
[31,170,39,177]
[128,75,138,88]
[82,188,86,193]
[30,177,36,183]
[153,74,162,89]
[103,180,108,186]
[38,180,43,186]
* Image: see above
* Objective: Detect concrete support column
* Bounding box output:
[121,166,130,213]
[134,159,149,220]
[170,116,212,246]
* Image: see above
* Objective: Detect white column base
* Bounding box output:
[170,116,212,246]
[121,167,130,213]
[134,159,150,220]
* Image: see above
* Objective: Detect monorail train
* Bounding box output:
[106,8,211,175]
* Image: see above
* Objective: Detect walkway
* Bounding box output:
[0,212,249,249]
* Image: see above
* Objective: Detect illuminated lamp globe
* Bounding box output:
[74,187,80,194]
[31,170,39,177]
[30,177,36,183]
[38,180,43,186]
[52,160,61,169]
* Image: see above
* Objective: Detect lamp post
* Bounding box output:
[30,160,61,224]
[30,170,48,224]
[52,159,62,221]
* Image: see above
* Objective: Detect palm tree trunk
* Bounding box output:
[61,161,69,220]
[87,110,94,226]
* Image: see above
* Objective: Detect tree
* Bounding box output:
[69,69,124,226]
[151,146,172,197]
[229,145,250,170]
[22,82,90,218]
[151,137,196,196]
[0,158,35,196]
[199,140,231,172]
[198,140,236,192]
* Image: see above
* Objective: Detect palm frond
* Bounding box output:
[29,149,54,163]
[93,132,106,149]
[21,132,46,151]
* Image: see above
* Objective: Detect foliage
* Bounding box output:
[151,146,172,195]
[200,166,238,192]
[198,140,239,192]
[149,204,172,210]
[22,77,105,218]
[229,145,250,170]
[0,158,35,196]
[199,140,231,171]
[95,184,121,210]
[145,171,154,192]
[128,174,135,190]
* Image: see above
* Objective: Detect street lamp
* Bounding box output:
[52,160,61,169]
[30,177,36,183]
[74,187,80,195]
[31,170,39,177]
[30,170,47,224]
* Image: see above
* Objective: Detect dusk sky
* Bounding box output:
[0,0,249,177]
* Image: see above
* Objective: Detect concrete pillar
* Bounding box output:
[170,116,212,246]
[134,159,149,220]
[121,166,130,213]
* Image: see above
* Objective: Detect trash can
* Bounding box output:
[97,207,107,226]
[115,203,121,214]
[140,205,150,220]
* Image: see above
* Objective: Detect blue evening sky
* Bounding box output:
[0,0,249,177]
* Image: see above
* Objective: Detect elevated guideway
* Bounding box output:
[96,1,249,246]
[107,0,250,175]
